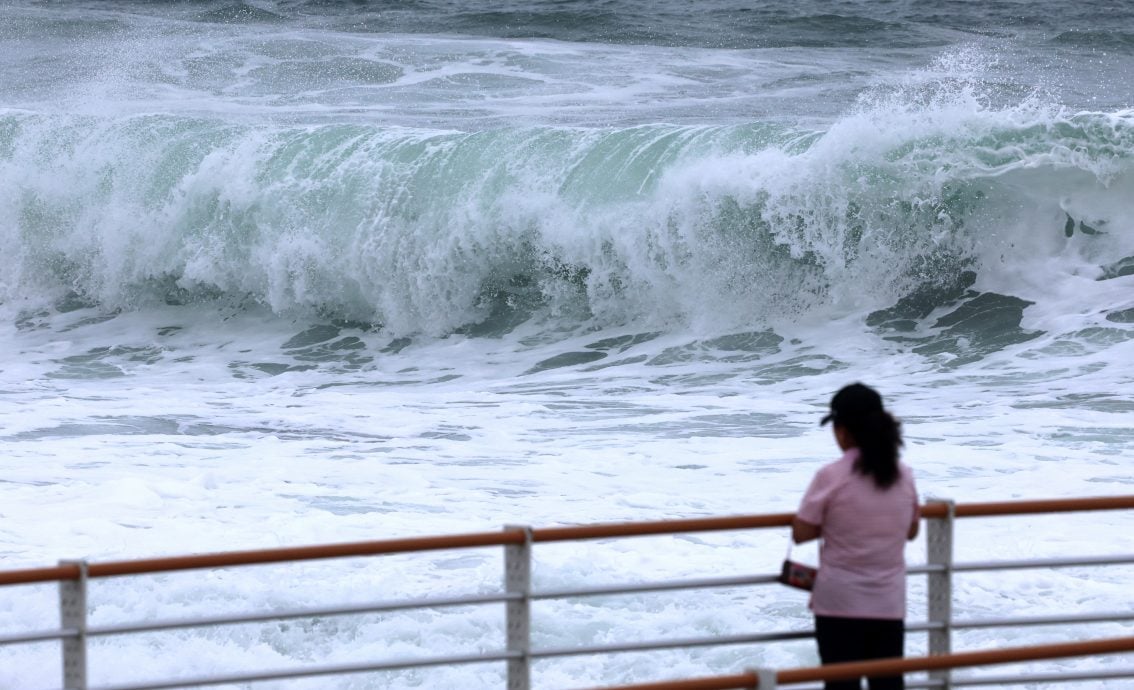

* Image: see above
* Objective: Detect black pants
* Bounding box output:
[814,615,905,690]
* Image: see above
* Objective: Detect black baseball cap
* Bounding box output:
[820,382,884,426]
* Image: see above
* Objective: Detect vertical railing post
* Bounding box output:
[59,559,89,690]
[750,667,777,688]
[504,525,532,690]
[926,500,954,690]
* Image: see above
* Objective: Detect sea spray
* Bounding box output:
[4,102,1132,337]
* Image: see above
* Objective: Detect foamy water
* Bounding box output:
[2,1,1133,688]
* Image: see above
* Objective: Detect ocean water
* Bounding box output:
[2,1,1134,688]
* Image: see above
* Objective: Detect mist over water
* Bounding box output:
[2,2,1134,689]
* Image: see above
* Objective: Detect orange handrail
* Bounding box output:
[922,495,1134,518]
[0,495,1130,587]
[0,564,77,587]
[528,494,1134,542]
[531,513,795,542]
[585,635,1134,689]
[584,673,758,690]
[0,530,525,586]
[585,671,752,690]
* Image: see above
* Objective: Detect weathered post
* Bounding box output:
[504,525,532,690]
[59,559,89,690]
[751,667,777,688]
[926,500,955,689]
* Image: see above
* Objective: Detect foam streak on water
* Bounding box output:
[1,1,1134,688]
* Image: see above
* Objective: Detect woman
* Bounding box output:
[793,383,920,690]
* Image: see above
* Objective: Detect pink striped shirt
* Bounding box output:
[796,448,919,619]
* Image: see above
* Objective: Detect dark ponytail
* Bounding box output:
[820,382,903,489]
[843,410,903,489]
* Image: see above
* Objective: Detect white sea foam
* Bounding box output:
[1,304,1133,688]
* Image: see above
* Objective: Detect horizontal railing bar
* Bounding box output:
[953,611,1134,630]
[0,564,80,586]
[87,591,521,637]
[952,554,1134,572]
[578,678,938,690]
[907,564,947,575]
[531,513,794,543]
[4,580,1120,651]
[0,496,1129,585]
[41,597,1131,654]
[579,671,758,690]
[0,627,75,645]
[532,629,815,660]
[0,531,526,586]
[905,554,1134,577]
[922,495,1134,519]
[87,530,525,579]
[533,574,780,600]
[905,621,946,633]
[811,682,944,690]
[583,634,1134,689]
[604,675,1113,690]
[776,634,1134,686]
[951,667,1134,686]
[92,649,521,690]
[45,598,1129,653]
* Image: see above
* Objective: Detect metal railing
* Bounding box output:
[584,635,1134,689]
[0,495,1132,690]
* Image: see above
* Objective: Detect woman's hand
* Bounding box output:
[792,516,821,544]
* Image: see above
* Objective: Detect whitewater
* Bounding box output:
[1,1,1133,688]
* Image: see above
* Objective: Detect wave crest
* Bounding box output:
[2,96,1132,336]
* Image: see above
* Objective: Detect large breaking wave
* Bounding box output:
[2,80,1133,339]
